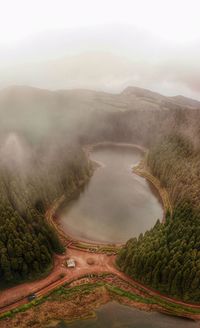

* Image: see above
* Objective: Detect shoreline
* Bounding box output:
[1,142,198,326]
[54,141,168,249]
[84,141,147,156]
[1,271,200,326]
[132,159,173,220]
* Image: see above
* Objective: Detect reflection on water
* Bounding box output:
[61,146,163,243]
[54,302,199,328]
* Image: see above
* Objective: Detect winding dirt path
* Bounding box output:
[0,142,199,320]
[0,247,200,319]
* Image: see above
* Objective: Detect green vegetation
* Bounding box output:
[0,282,104,320]
[108,285,200,315]
[2,279,200,322]
[0,143,92,285]
[71,241,120,254]
[117,135,200,302]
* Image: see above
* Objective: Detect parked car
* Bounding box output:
[27,293,36,302]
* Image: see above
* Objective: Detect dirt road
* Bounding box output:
[0,247,200,318]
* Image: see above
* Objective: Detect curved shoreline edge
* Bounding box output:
[133,158,173,221]
[50,141,171,252]
[0,142,199,324]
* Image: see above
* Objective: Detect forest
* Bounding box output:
[117,135,200,302]
[0,87,200,296]
[0,138,92,285]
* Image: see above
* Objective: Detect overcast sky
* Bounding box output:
[0,0,200,99]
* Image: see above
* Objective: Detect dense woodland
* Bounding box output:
[1,86,200,297]
[0,138,92,285]
[117,135,200,302]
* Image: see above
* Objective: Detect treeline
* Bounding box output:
[147,135,200,210]
[117,135,200,302]
[0,140,92,285]
[80,106,200,148]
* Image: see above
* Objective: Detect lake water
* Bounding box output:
[60,145,163,243]
[55,302,199,328]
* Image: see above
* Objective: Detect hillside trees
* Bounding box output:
[117,135,200,302]
[0,142,92,285]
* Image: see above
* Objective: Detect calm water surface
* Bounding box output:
[61,146,163,243]
[55,302,199,328]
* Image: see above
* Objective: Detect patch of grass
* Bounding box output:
[107,284,200,316]
[106,284,152,304]
[1,280,200,322]
[71,242,120,254]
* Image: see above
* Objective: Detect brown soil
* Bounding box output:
[0,144,199,325]
[2,274,200,328]
[133,159,173,219]
[0,286,110,328]
[87,258,95,265]
[0,248,200,323]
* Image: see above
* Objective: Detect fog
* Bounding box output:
[1,4,200,321]
[0,25,200,100]
[0,0,199,173]
[0,2,200,312]
[0,1,200,100]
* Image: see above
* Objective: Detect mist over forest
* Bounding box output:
[0,1,200,326]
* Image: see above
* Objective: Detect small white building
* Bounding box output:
[66,259,76,268]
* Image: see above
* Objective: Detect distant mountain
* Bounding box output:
[0,25,200,100]
[0,84,199,144]
[169,95,200,109]
[122,86,167,101]
[0,85,199,120]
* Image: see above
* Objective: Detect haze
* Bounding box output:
[0,0,200,99]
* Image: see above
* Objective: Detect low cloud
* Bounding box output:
[0,25,199,100]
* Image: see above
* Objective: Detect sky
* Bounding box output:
[1,0,200,44]
[0,0,200,99]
